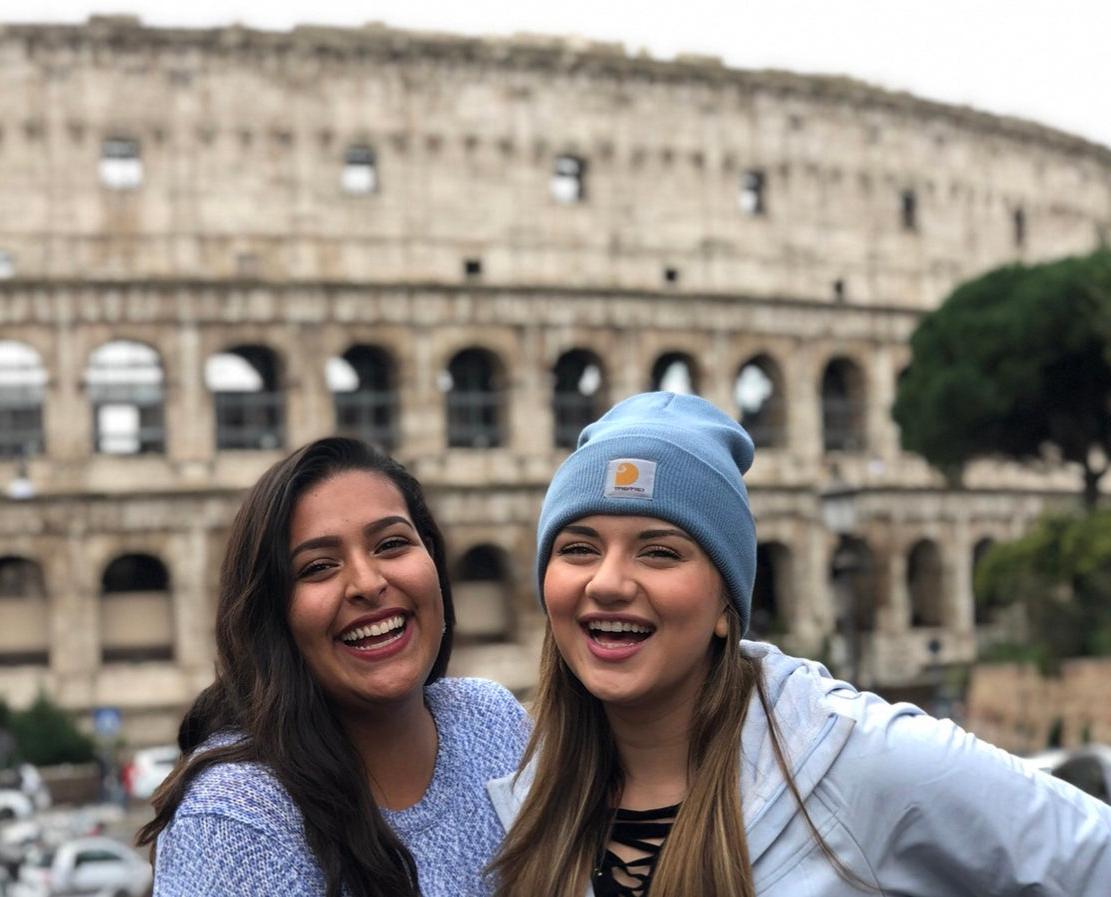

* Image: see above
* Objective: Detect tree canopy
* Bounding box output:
[975,510,1111,672]
[892,249,1111,507]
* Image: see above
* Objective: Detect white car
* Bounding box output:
[0,791,32,824]
[16,836,151,897]
[123,745,178,801]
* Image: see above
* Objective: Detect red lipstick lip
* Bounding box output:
[337,618,414,663]
[336,608,410,640]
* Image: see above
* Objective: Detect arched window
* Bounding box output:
[0,556,48,666]
[100,554,174,663]
[0,341,46,458]
[443,349,505,448]
[206,345,284,451]
[328,346,398,450]
[650,352,698,394]
[85,341,165,454]
[908,539,944,628]
[821,358,867,452]
[552,350,605,449]
[452,545,512,642]
[752,542,794,636]
[734,355,786,448]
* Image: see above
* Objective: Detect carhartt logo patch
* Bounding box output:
[604,459,657,499]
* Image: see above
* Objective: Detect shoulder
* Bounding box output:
[427,676,528,723]
[426,677,530,771]
[173,750,303,841]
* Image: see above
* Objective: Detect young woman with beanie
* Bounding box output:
[488,391,1111,897]
[139,437,529,897]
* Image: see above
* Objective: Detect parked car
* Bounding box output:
[17,836,151,897]
[0,791,33,824]
[0,768,49,813]
[122,746,178,801]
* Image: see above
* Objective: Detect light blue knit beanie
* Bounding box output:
[536,391,757,635]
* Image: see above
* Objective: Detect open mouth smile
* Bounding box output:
[581,617,656,660]
[336,613,412,659]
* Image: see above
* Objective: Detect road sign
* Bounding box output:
[92,706,122,738]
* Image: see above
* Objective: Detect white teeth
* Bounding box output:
[587,620,653,634]
[341,615,406,643]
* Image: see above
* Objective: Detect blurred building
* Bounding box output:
[0,16,1109,744]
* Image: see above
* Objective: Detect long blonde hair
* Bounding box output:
[491,610,871,897]
[490,610,757,897]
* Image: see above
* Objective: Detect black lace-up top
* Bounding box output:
[592,803,680,897]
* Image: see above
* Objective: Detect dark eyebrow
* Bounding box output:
[290,515,414,560]
[637,528,695,543]
[557,524,694,543]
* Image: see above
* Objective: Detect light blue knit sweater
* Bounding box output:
[153,677,530,897]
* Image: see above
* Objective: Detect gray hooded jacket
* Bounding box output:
[486,642,1111,896]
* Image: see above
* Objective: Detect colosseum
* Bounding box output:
[1,15,1109,745]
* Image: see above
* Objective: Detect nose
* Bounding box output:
[583,550,637,605]
[344,553,387,602]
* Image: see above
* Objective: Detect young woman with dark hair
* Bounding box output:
[488,392,1111,897]
[139,437,529,897]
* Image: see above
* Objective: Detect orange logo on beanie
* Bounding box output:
[614,462,639,486]
[604,458,656,499]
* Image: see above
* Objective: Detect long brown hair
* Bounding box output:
[490,610,869,896]
[137,437,455,897]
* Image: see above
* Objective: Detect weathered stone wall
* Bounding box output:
[0,17,1108,745]
[966,659,1111,754]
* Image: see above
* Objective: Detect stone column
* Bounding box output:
[44,316,91,460]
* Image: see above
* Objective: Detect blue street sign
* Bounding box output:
[92,706,122,737]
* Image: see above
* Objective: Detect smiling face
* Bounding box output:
[286,470,444,716]
[543,514,729,711]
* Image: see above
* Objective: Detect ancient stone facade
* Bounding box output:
[1,16,1109,744]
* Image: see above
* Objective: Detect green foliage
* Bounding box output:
[893,249,1111,506]
[974,510,1111,672]
[8,693,95,766]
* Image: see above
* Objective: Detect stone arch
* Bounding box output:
[452,544,513,642]
[821,356,867,452]
[205,344,285,451]
[908,539,944,627]
[734,353,787,448]
[752,541,795,636]
[84,339,165,454]
[552,348,606,449]
[443,348,507,448]
[0,340,47,459]
[0,556,49,666]
[100,553,174,663]
[328,344,399,451]
[650,351,699,395]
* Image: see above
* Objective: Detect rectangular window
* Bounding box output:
[1013,207,1026,247]
[100,137,142,190]
[739,170,767,215]
[342,146,378,194]
[0,250,13,279]
[900,189,918,231]
[551,155,586,203]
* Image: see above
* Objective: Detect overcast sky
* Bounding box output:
[3,0,1109,149]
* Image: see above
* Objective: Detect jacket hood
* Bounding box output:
[487,641,857,865]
